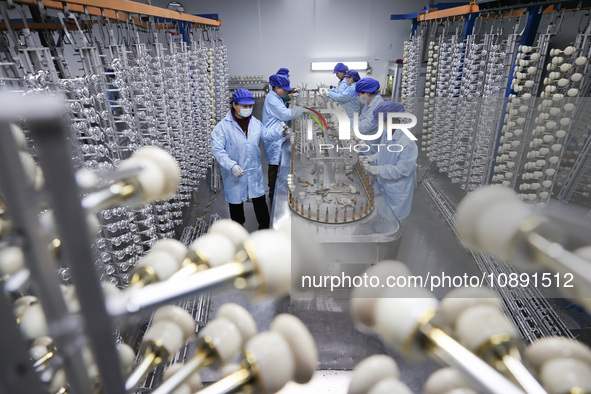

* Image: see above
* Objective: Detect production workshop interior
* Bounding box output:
[1,0,591,393]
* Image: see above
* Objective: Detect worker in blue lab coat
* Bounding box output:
[276,67,294,106]
[366,101,418,221]
[356,77,384,154]
[262,74,306,204]
[211,89,285,229]
[330,62,349,92]
[328,69,361,121]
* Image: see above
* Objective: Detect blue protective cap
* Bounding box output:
[344,69,360,82]
[355,78,380,94]
[333,62,349,74]
[372,101,405,123]
[276,67,290,76]
[269,74,292,92]
[231,89,255,105]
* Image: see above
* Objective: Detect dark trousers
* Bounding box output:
[229,195,270,230]
[268,164,279,203]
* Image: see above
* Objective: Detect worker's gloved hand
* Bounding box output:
[366,156,375,163]
[280,122,290,137]
[368,166,380,175]
[232,165,244,178]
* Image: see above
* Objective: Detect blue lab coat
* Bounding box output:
[328,81,361,121]
[262,91,305,165]
[371,128,418,220]
[211,111,282,204]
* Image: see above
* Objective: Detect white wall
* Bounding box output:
[150,0,428,87]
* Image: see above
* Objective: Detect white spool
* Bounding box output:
[137,251,181,281]
[575,56,588,66]
[455,186,517,249]
[350,261,411,330]
[455,305,517,351]
[563,103,575,112]
[208,219,249,249]
[189,233,236,268]
[475,199,532,259]
[568,88,579,97]
[0,246,24,276]
[539,358,591,393]
[558,78,570,87]
[270,314,318,384]
[439,287,500,327]
[246,230,292,297]
[244,332,295,393]
[424,368,477,394]
[153,305,195,340]
[119,157,167,203]
[217,303,257,345]
[376,292,439,355]
[132,146,181,197]
[198,317,241,363]
[150,239,187,265]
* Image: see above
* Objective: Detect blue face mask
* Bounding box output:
[358,96,366,104]
[238,108,253,117]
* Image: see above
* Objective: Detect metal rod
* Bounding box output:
[24,96,126,393]
[152,350,210,394]
[196,368,253,394]
[503,351,547,394]
[125,351,157,391]
[0,108,93,394]
[107,261,251,316]
[421,324,525,394]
